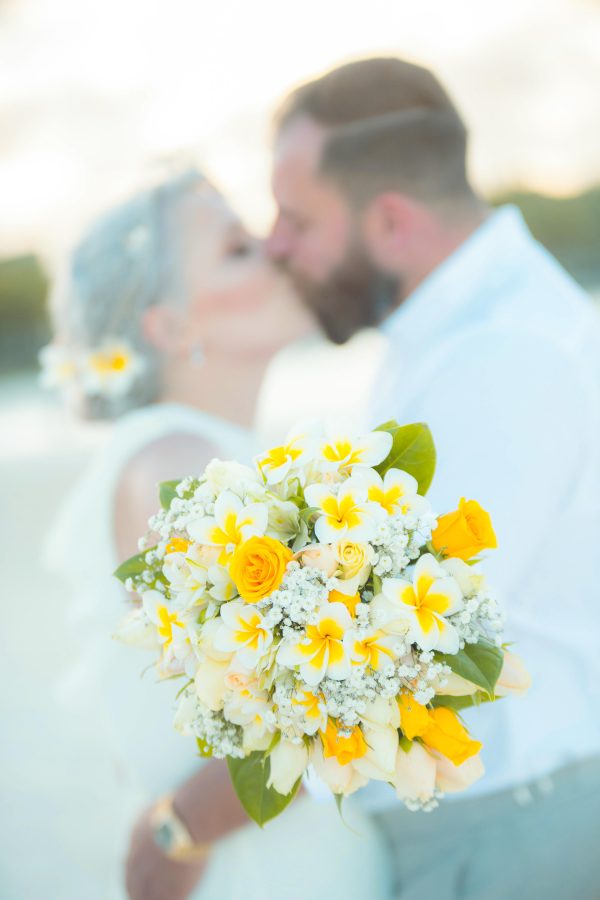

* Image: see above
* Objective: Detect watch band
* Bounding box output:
[149,794,213,863]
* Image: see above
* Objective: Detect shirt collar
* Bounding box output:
[381,204,532,347]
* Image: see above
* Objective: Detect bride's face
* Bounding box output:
[172,184,314,359]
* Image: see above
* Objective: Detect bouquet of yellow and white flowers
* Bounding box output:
[115,421,529,824]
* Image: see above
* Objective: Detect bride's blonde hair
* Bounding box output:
[49,168,205,419]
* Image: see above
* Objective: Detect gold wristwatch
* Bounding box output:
[149,794,213,863]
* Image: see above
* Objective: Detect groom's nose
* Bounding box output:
[266,215,293,263]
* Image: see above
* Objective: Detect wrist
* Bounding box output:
[149,794,213,863]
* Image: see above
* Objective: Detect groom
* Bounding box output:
[267,57,600,899]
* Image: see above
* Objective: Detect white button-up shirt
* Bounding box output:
[364,205,600,808]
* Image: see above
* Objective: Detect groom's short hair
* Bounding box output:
[274,58,476,212]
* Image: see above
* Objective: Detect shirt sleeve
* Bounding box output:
[396,323,591,594]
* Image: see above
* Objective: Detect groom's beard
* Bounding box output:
[284,244,403,344]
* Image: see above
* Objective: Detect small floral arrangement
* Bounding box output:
[115,421,529,824]
[39,338,144,398]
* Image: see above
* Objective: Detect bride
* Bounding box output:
[44,169,391,900]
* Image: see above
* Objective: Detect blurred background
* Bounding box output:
[1,0,599,895]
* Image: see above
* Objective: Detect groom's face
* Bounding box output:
[268,116,400,344]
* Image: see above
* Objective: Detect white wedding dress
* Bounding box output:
[47,402,391,900]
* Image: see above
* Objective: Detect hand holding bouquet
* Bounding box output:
[115,421,529,824]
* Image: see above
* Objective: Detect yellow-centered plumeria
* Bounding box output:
[188,491,268,565]
[82,339,143,397]
[278,603,353,685]
[214,600,273,668]
[115,418,527,820]
[358,468,428,516]
[38,344,78,390]
[375,554,463,654]
[305,477,381,544]
[350,627,399,671]
[318,430,392,472]
[255,432,312,485]
[291,689,328,735]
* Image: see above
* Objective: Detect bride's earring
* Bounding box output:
[189,342,204,367]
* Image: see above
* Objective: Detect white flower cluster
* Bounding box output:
[115,422,524,816]
[39,339,144,398]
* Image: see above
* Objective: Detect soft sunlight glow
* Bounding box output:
[1,0,600,255]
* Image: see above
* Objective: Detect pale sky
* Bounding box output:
[1,0,600,258]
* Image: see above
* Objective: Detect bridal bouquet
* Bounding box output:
[115,421,529,824]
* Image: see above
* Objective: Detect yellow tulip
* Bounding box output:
[320,719,368,766]
[421,707,482,765]
[397,693,432,740]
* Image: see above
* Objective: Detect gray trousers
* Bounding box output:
[372,756,600,900]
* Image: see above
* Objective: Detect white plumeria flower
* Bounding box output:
[376,554,463,653]
[81,339,143,398]
[213,600,273,668]
[187,491,268,564]
[354,467,429,516]
[207,565,237,603]
[304,476,381,544]
[113,607,160,650]
[204,459,260,494]
[222,666,272,728]
[142,590,196,675]
[255,430,314,485]
[38,343,78,390]
[441,557,488,598]
[163,545,210,607]
[142,590,187,648]
[277,602,352,685]
[347,627,400,672]
[291,687,328,735]
[317,429,392,473]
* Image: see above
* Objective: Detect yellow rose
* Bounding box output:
[229,535,293,603]
[421,707,482,766]
[335,540,371,580]
[431,498,497,561]
[328,588,360,617]
[320,719,368,766]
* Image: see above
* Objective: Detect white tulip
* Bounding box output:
[267,740,309,795]
[433,750,485,793]
[392,742,437,803]
[310,743,368,796]
[354,723,399,782]
[113,608,159,650]
[194,656,230,710]
[495,650,531,697]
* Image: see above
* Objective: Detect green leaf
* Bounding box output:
[375,421,436,494]
[113,550,152,583]
[436,639,504,698]
[227,751,301,826]
[371,573,383,596]
[431,691,499,712]
[399,735,413,752]
[196,737,213,758]
[159,480,181,510]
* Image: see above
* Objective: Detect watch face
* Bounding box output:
[154,821,175,853]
